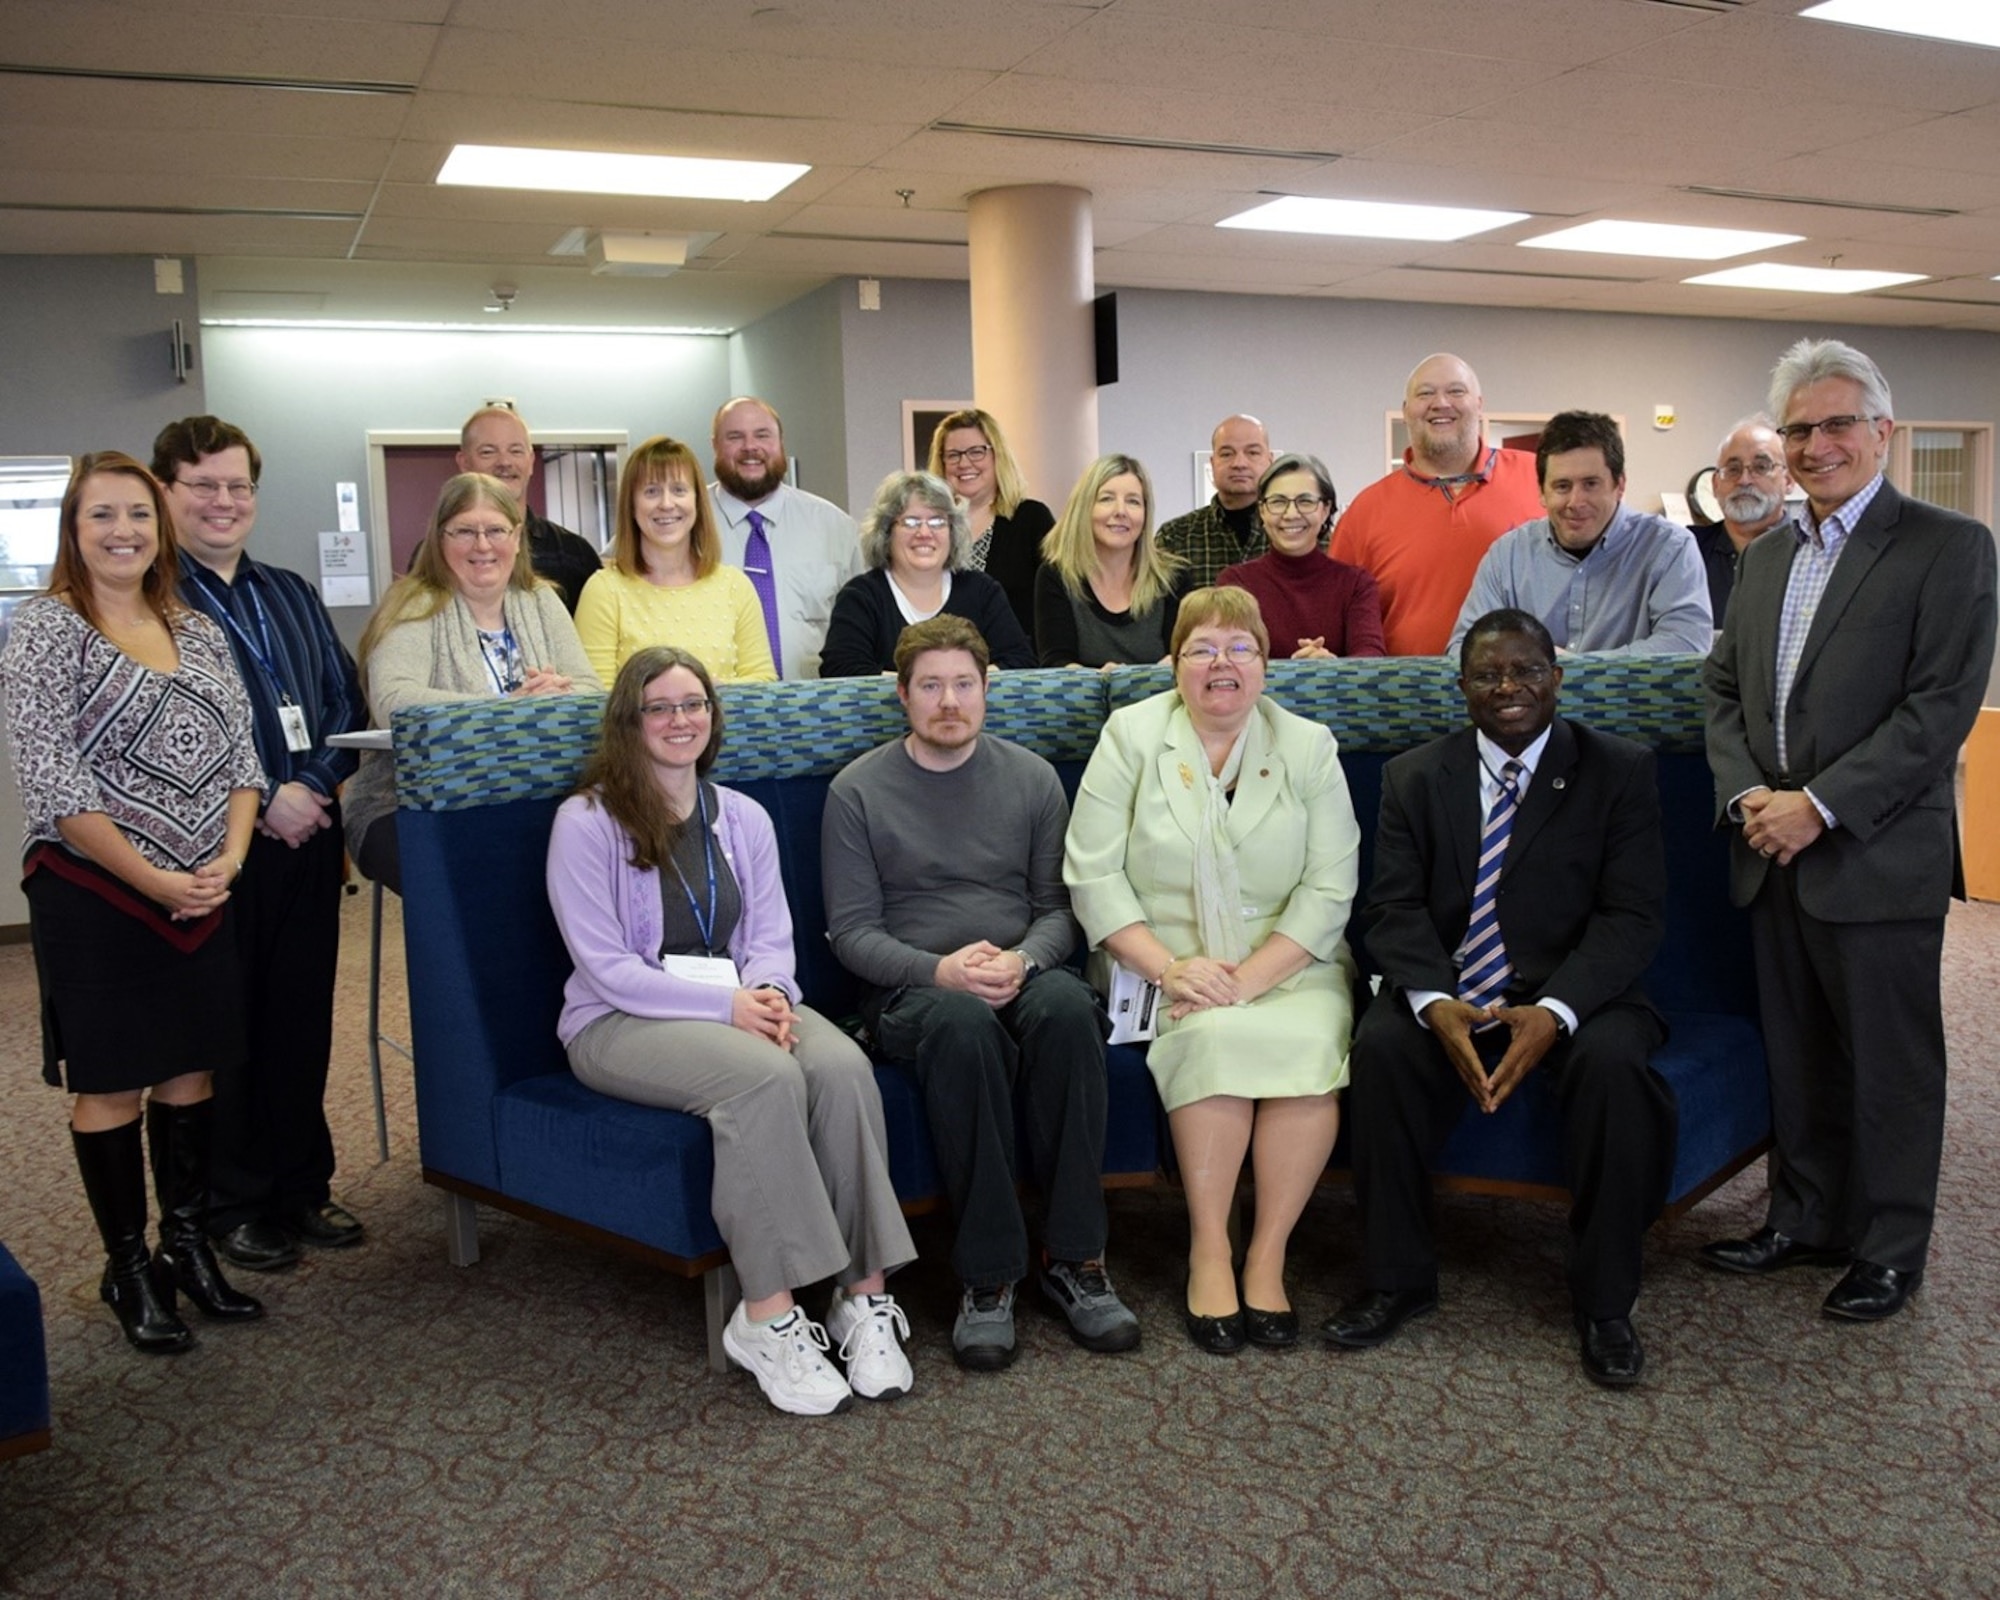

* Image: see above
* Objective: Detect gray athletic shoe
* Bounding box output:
[952,1282,1018,1371]
[1039,1256,1142,1352]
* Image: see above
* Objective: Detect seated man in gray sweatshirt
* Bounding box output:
[822,615,1141,1370]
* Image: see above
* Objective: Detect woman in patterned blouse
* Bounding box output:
[0,451,266,1353]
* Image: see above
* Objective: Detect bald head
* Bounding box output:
[1208,414,1270,510]
[1403,354,1485,475]
[1714,417,1790,549]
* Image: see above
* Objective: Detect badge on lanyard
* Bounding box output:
[277,700,313,754]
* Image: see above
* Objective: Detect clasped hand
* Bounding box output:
[511,666,574,697]
[936,941,1025,1008]
[1421,997,1560,1114]
[1161,955,1239,1021]
[731,986,797,1049]
[1739,787,1825,866]
[259,781,333,848]
[158,855,237,922]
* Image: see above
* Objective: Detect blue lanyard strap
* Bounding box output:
[668,786,721,956]
[195,571,293,702]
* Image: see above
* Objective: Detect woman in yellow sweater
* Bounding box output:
[575,436,778,686]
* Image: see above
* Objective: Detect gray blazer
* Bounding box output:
[1703,480,1996,922]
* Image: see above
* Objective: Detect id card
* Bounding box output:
[663,953,741,988]
[278,702,313,753]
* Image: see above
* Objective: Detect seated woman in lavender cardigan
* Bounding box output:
[818,469,1035,676]
[545,646,916,1417]
[1216,452,1384,660]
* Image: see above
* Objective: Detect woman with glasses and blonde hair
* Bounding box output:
[573,435,777,686]
[819,469,1034,676]
[1035,454,1185,668]
[1217,452,1384,660]
[344,472,599,892]
[927,407,1052,636]
[1064,586,1360,1356]
[547,646,916,1416]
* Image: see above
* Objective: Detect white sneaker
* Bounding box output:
[824,1290,914,1401]
[722,1303,854,1417]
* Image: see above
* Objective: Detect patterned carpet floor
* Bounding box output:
[1,889,1996,1598]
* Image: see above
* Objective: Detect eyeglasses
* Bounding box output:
[176,478,257,501]
[441,523,518,545]
[1775,414,1878,445]
[1179,641,1263,666]
[1261,494,1327,516]
[1465,664,1553,691]
[896,515,952,532]
[1716,458,1782,482]
[941,445,992,467]
[641,696,712,720]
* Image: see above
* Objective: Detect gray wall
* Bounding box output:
[0,255,207,927]
[836,277,975,514]
[202,325,730,648]
[727,281,852,512]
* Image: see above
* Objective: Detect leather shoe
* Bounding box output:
[210,1218,300,1272]
[1701,1225,1849,1276]
[1184,1304,1247,1355]
[1576,1314,1645,1387]
[1320,1287,1437,1349]
[1822,1261,1922,1322]
[282,1201,365,1249]
[1243,1304,1299,1349]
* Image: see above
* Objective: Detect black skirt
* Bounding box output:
[25,862,247,1094]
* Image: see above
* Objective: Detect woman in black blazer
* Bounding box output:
[818,470,1036,676]
[927,408,1052,639]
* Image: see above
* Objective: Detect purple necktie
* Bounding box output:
[742,508,783,675]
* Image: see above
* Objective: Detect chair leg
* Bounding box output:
[703,1262,741,1376]
[443,1193,480,1267]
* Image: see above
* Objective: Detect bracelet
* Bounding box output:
[1154,956,1175,988]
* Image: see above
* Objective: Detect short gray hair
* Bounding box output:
[1768,339,1893,427]
[859,470,971,570]
[1255,451,1338,513]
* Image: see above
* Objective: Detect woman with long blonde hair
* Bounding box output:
[926,407,1051,637]
[1035,454,1184,668]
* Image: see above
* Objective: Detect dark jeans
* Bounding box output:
[209,817,346,1230]
[1347,987,1676,1319]
[865,969,1109,1286]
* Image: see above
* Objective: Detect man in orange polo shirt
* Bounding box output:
[1332,354,1546,655]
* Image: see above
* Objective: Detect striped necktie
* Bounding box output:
[742,508,783,675]
[1457,758,1523,1015]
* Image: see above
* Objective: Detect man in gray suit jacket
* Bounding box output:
[1703,338,1997,1322]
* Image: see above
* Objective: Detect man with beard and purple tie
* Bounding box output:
[1699,418,1793,630]
[707,397,864,679]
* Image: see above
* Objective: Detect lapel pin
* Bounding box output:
[1552,777,1567,790]
[1178,762,1194,790]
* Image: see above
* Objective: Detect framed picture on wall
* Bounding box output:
[903,400,973,473]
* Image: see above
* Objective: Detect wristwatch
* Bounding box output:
[1011,949,1040,982]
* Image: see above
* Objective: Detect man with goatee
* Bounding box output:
[1699,417,1793,628]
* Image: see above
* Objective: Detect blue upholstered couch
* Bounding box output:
[0,1239,51,1460]
[391,657,1769,1368]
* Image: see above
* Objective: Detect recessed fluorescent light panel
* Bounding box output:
[1800,0,2000,50]
[202,317,734,335]
[1683,263,1926,293]
[1518,220,1802,259]
[437,144,807,201]
[1217,196,1527,242]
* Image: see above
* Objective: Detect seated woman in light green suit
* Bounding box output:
[1064,586,1359,1356]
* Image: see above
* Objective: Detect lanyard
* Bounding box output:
[477,628,520,695]
[196,571,294,704]
[668,786,721,956]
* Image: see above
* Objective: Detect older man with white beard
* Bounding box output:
[1699,418,1793,629]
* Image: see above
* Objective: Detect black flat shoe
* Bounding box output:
[211,1218,300,1272]
[1242,1305,1298,1348]
[1320,1287,1438,1349]
[1701,1226,1849,1276]
[1184,1305,1246,1355]
[1822,1261,1922,1322]
[1576,1314,1645,1387]
[282,1201,365,1249]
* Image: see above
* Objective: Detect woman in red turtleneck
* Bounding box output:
[1216,452,1384,660]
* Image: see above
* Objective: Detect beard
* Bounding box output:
[1722,483,1784,526]
[715,443,790,502]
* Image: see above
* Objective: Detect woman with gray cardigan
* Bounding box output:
[344,473,600,891]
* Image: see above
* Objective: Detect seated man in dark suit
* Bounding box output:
[1322,608,1678,1386]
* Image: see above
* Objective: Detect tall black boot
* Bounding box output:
[71,1120,193,1354]
[148,1100,263,1322]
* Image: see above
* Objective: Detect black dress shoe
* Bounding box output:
[211,1218,300,1272]
[1243,1305,1299,1349]
[1701,1226,1850,1276]
[1576,1315,1645,1387]
[1320,1287,1438,1349]
[1184,1305,1247,1355]
[1822,1261,1922,1322]
[282,1201,365,1249]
